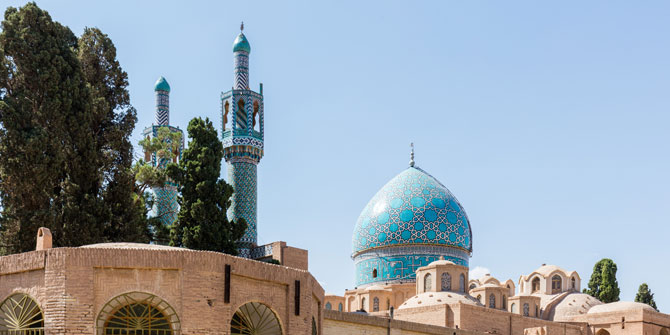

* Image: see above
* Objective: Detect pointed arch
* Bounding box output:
[423,273,432,292]
[441,273,451,291]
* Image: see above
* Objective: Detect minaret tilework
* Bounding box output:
[143,77,184,229]
[221,26,264,258]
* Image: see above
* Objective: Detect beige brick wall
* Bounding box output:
[0,246,324,335]
[323,309,484,335]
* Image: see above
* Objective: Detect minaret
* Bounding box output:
[221,24,264,258]
[143,77,184,230]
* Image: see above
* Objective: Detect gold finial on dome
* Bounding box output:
[409,142,415,167]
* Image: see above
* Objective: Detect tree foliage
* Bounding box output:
[0,3,149,253]
[133,127,182,244]
[583,258,621,303]
[167,117,246,253]
[634,283,658,311]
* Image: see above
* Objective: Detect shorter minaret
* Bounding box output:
[143,77,184,229]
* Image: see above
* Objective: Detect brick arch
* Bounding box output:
[96,291,180,335]
[230,300,284,335]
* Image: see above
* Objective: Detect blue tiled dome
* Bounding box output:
[233,33,251,53]
[352,167,472,255]
[154,76,170,92]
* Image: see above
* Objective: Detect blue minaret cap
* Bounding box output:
[233,33,251,53]
[154,76,170,92]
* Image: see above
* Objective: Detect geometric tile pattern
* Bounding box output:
[153,183,179,228]
[156,90,169,125]
[352,166,473,287]
[354,245,469,287]
[227,162,258,251]
[352,167,472,254]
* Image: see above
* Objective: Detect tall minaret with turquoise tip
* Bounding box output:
[221,23,264,258]
[143,76,184,229]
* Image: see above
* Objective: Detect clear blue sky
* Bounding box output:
[6,0,670,308]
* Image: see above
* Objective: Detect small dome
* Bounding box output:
[154,76,170,92]
[550,293,602,321]
[352,167,472,255]
[233,33,251,53]
[587,301,657,314]
[399,292,482,310]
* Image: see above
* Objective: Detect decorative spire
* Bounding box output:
[240,21,244,32]
[409,142,415,167]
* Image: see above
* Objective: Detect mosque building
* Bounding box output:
[0,27,669,335]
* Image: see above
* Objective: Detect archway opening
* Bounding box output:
[423,273,432,292]
[551,275,562,294]
[0,293,44,334]
[595,329,610,335]
[441,273,451,292]
[532,277,541,293]
[231,302,282,335]
[98,292,179,335]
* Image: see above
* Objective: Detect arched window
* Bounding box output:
[372,297,379,312]
[338,303,343,312]
[477,295,482,303]
[469,283,477,290]
[502,295,507,310]
[0,293,44,333]
[552,275,562,294]
[325,302,332,310]
[595,330,610,335]
[312,317,317,335]
[347,297,355,312]
[361,298,366,311]
[441,273,451,291]
[223,101,230,130]
[571,277,576,290]
[523,303,530,317]
[459,274,466,292]
[232,302,282,334]
[511,303,517,313]
[535,305,539,317]
[98,292,180,335]
[252,100,260,131]
[423,273,432,292]
[386,299,390,310]
[660,328,669,335]
[372,269,378,278]
[489,294,496,308]
[532,277,541,293]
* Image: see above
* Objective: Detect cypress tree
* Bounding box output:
[78,27,149,243]
[583,258,621,303]
[167,117,246,253]
[0,3,150,253]
[0,3,93,252]
[634,283,658,311]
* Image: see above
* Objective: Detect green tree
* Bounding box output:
[0,3,150,253]
[78,27,149,243]
[634,283,658,311]
[0,2,93,252]
[583,258,620,303]
[167,117,246,253]
[133,127,182,244]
